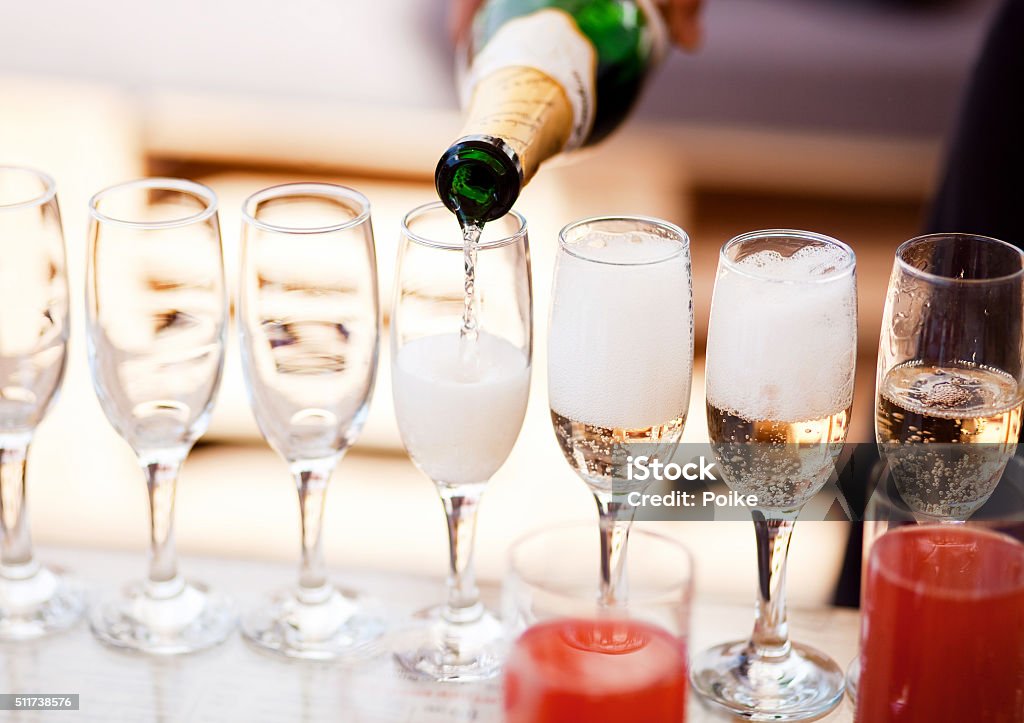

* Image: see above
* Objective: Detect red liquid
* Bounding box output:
[857,525,1024,723]
[504,618,687,723]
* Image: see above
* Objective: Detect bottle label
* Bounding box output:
[464,9,597,151]
[460,66,574,185]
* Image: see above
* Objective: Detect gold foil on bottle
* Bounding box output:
[461,66,575,186]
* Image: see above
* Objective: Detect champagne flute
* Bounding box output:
[0,166,84,639]
[238,183,382,660]
[876,233,1024,523]
[86,178,234,654]
[547,216,692,604]
[691,230,856,720]
[391,202,531,681]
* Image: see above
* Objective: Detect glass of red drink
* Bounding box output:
[503,523,693,723]
[857,524,1024,722]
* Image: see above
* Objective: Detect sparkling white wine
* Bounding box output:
[393,331,530,487]
[706,402,851,510]
[705,241,857,510]
[460,224,482,346]
[876,360,1023,520]
[550,410,687,492]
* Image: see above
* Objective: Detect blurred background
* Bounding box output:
[0,0,1001,608]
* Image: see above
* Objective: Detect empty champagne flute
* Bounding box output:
[547,216,693,604]
[0,166,84,639]
[86,178,233,654]
[876,233,1024,523]
[691,230,856,720]
[391,202,531,681]
[238,183,382,660]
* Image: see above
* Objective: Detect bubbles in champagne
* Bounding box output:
[706,244,856,424]
[548,231,692,430]
[707,403,850,510]
[877,361,1024,521]
[461,223,481,344]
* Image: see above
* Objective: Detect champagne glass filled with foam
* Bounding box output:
[691,230,856,720]
[548,216,693,604]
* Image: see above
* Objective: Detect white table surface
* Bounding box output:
[1,547,857,722]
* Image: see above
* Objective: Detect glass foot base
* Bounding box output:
[90,579,236,655]
[0,565,85,640]
[242,586,384,661]
[845,656,859,703]
[393,604,504,682]
[690,639,845,721]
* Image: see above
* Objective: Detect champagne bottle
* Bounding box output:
[436,0,669,225]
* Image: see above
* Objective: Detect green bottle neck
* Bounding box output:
[435,135,523,225]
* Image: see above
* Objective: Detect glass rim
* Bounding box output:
[89,177,218,230]
[402,201,527,250]
[508,521,694,604]
[895,232,1024,286]
[0,165,57,210]
[720,228,856,284]
[557,215,689,266]
[872,524,1024,601]
[241,182,371,235]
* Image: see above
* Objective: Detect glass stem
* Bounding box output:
[593,491,637,606]
[292,457,336,604]
[439,483,484,624]
[749,509,798,659]
[0,439,36,577]
[142,453,185,598]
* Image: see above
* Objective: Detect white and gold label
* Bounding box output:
[463,9,597,151]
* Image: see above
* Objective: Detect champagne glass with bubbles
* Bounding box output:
[238,183,382,660]
[86,178,234,654]
[876,233,1024,524]
[391,202,531,681]
[547,216,693,605]
[691,230,856,720]
[0,166,84,639]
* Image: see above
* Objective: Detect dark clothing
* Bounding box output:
[927,0,1024,246]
